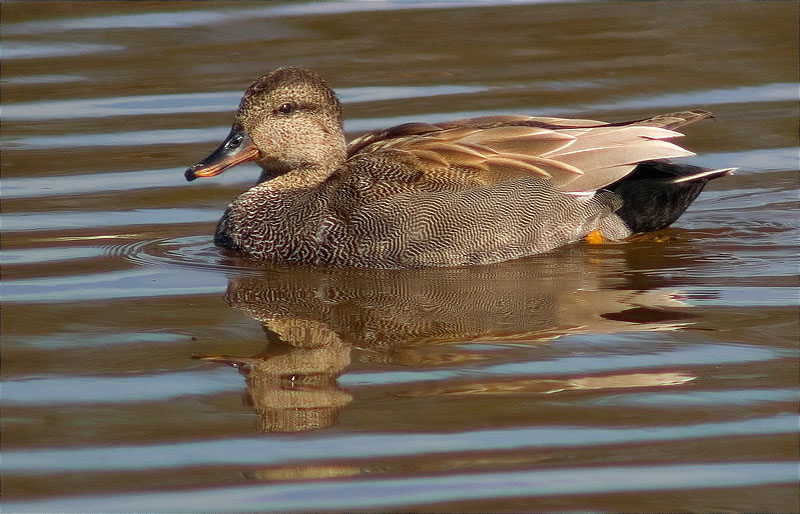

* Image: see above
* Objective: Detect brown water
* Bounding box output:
[2,1,799,512]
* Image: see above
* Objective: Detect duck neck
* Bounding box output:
[256,159,340,190]
[255,128,347,189]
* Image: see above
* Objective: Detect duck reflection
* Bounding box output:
[197,319,352,433]
[196,244,696,432]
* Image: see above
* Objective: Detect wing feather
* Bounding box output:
[346,110,711,191]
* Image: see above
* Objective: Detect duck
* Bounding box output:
[185,67,733,268]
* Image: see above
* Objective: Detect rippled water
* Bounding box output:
[2,1,798,512]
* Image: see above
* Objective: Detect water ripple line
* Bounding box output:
[4,462,795,512]
[3,414,795,474]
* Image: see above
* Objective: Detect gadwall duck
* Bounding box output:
[185,67,732,268]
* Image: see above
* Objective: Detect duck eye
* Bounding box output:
[277,103,294,114]
[226,134,243,149]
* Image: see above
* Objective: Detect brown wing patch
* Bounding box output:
[348,122,444,156]
[346,111,711,191]
[435,114,535,129]
[460,126,575,156]
[485,157,552,178]
[491,153,583,177]
[404,148,450,168]
[408,144,489,173]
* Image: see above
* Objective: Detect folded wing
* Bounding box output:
[346,110,711,192]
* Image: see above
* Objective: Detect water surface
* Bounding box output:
[2,1,798,512]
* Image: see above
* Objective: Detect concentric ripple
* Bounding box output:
[112,235,262,273]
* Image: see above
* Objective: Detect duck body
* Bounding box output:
[214,162,628,267]
[186,67,732,268]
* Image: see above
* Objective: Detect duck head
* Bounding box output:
[185,67,347,183]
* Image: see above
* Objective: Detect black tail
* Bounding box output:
[608,160,733,233]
